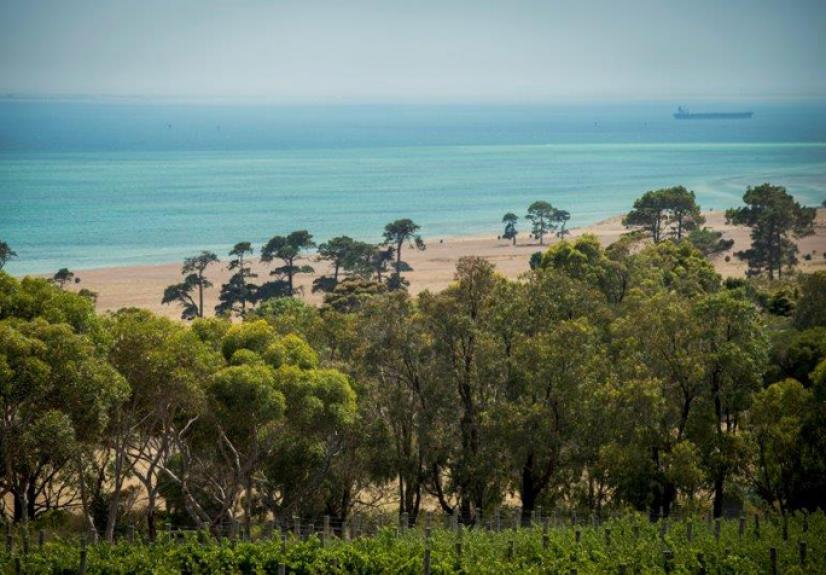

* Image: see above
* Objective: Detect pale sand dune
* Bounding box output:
[46,209,826,320]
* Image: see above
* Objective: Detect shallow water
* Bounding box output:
[1,101,825,274]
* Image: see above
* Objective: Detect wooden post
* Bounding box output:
[423,546,431,575]
[697,552,706,575]
[507,539,514,560]
[714,519,720,542]
[278,563,286,575]
[605,527,611,547]
[782,515,788,541]
[512,509,519,531]
[686,521,693,542]
[659,519,667,541]
[323,516,330,543]
[495,507,501,532]
[754,514,760,539]
[738,514,745,538]
[401,512,408,532]
[572,510,577,526]
[663,549,673,573]
[575,529,581,544]
[293,516,300,538]
[38,529,44,550]
[769,547,777,575]
[803,512,809,534]
[5,523,12,554]
[79,534,88,575]
[542,518,549,550]
[799,540,807,566]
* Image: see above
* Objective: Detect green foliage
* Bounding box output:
[382,219,425,287]
[726,184,816,279]
[525,201,555,245]
[261,231,316,296]
[0,239,17,270]
[623,186,704,243]
[794,271,826,329]
[687,227,734,256]
[3,513,824,574]
[502,212,519,244]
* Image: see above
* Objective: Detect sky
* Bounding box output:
[0,0,824,103]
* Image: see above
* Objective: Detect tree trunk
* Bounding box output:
[198,273,204,317]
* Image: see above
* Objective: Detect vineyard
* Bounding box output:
[2,512,823,574]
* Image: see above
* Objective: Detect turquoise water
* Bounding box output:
[1,101,825,274]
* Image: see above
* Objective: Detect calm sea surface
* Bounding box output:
[1,101,825,274]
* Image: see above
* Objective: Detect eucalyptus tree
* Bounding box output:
[692,290,767,517]
[502,212,519,244]
[261,230,316,297]
[103,309,220,539]
[0,282,128,527]
[417,256,510,522]
[525,201,555,245]
[0,240,16,270]
[382,219,425,287]
[726,184,815,279]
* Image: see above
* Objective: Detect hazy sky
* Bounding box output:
[1,0,824,102]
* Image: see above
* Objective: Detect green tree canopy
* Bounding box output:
[0,240,17,271]
[525,201,555,245]
[216,242,257,317]
[502,212,519,244]
[382,219,425,288]
[726,184,816,279]
[261,231,316,297]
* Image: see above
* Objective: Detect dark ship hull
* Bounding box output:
[674,111,753,119]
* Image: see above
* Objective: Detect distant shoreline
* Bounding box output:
[20,209,825,321]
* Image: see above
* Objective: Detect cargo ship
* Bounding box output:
[673,106,753,119]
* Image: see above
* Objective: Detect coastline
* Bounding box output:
[23,209,826,320]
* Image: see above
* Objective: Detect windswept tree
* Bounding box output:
[726,184,816,279]
[525,201,556,245]
[261,231,316,297]
[552,209,571,238]
[314,236,375,293]
[382,219,425,288]
[216,242,257,317]
[370,245,395,284]
[0,240,17,270]
[162,251,219,320]
[623,187,702,243]
[502,213,519,245]
[665,187,705,240]
[184,252,219,316]
[51,268,78,289]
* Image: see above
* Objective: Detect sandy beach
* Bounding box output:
[43,210,826,320]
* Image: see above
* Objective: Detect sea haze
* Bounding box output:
[1,100,825,274]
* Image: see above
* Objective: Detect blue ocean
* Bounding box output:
[1,100,825,275]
